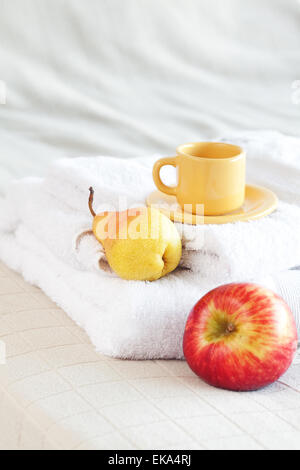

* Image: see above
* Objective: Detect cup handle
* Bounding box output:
[152,157,177,196]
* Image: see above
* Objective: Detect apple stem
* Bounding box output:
[226,323,236,334]
[88,187,96,218]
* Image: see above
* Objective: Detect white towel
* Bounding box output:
[0,130,300,358]
[3,159,300,282]
[38,132,300,280]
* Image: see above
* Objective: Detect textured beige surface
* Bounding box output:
[0,260,300,450]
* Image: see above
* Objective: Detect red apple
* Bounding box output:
[183,283,298,391]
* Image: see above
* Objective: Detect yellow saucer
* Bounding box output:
[146,185,278,225]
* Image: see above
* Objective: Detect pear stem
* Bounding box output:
[88,187,96,218]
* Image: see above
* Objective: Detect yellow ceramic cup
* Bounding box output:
[152,142,246,216]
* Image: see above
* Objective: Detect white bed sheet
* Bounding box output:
[0,0,300,194]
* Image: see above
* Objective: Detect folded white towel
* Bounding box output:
[40,131,300,281]
[4,158,300,282]
[0,130,299,358]
[0,225,220,359]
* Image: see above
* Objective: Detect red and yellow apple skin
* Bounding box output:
[183,283,298,392]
